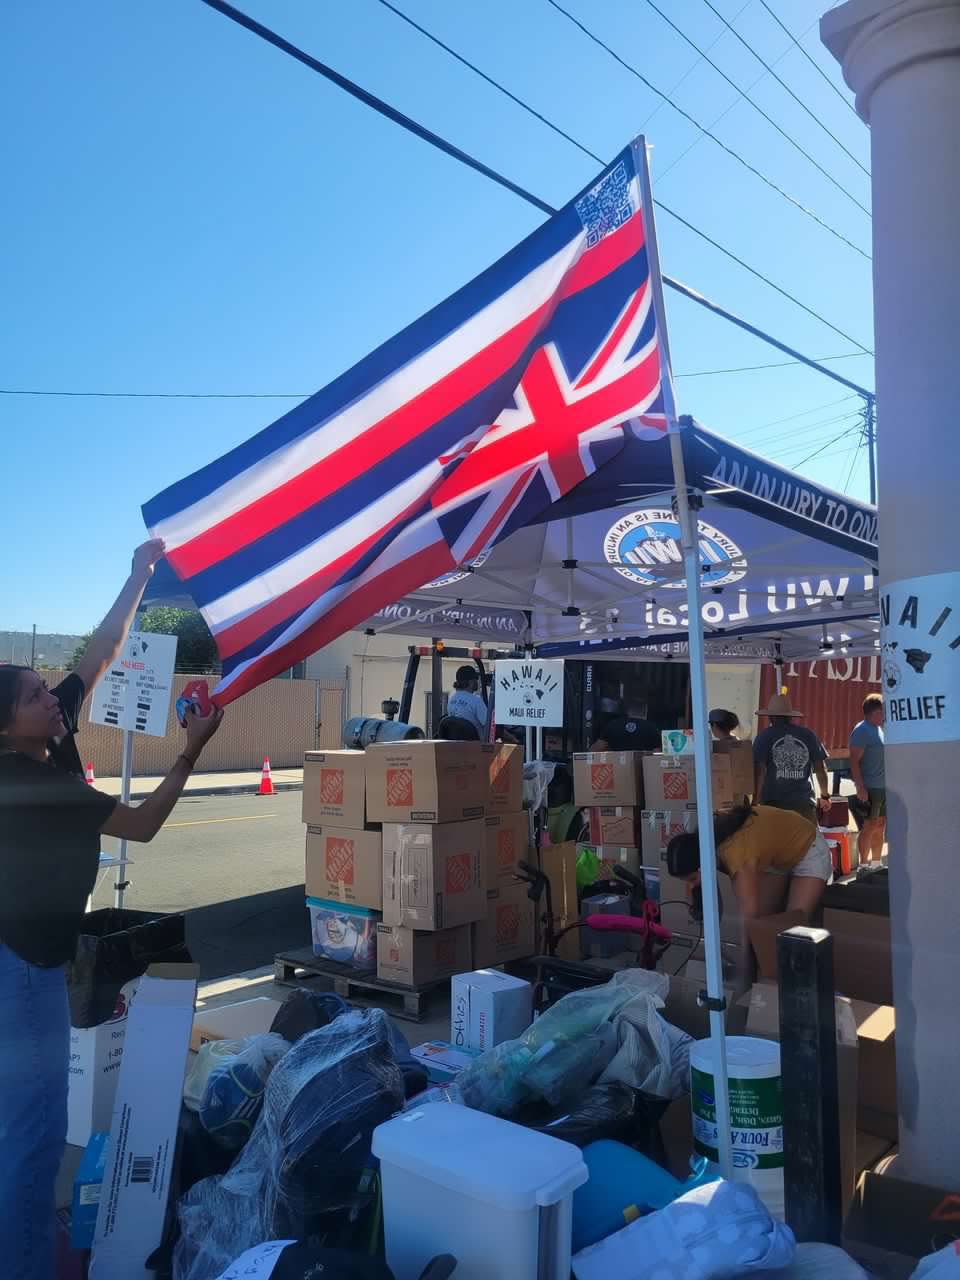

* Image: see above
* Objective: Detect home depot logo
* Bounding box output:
[591,762,615,791]
[325,836,355,886]
[445,853,472,895]
[496,903,521,946]
[387,939,401,963]
[497,829,516,870]
[662,770,691,801]
[386,767,413,807]
[319,768,344,805]
[435,935,457,968]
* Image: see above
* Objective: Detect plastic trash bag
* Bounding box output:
[457,969,685,1116]
[67,907,190,1028]
[572,1178,796,1279]
[526,1082,669,1157]
[576,846,603,890]
[912,1243,960,1278]
[184,1039,246,1113]
[523,760,556,812]
[754,1242,869,1277]
[197,1033,289,1150]
[174,1008,405,1280]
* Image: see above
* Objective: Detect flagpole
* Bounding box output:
[634,137,734,1182]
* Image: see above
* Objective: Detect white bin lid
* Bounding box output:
[373,1102,588,1210]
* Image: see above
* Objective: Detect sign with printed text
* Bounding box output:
[495,659,565,726]
[88,630,177,737]
[881,571,960,743]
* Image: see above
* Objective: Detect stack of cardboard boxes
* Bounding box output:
[572,751,645,881]
[302,742,535,988]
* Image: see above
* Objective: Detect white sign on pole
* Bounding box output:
[495,659,565,727]
[89,631,178,737]
[881,571,960,744]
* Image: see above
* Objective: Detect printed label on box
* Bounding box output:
[592,762,615,791]
[662,769,691,801]
[386,767,413,807]
[445,853,472,895]
[320,768,344,805]
[497,829,516,870]
[495,901,521,946]
[325,836,355,886]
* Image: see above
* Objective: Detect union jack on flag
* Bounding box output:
[143,140,672,704]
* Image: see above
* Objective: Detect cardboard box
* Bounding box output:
[639,808,698,869]
[305,824,383,910]
[302,749,367,826]
[823,908,893,1006]
[662,729,695,755]
[663,973,745,1039]
[572,751,644,806]
[484,811,529,884]
[587,806,639,846]
[92,965,199,1279]
[576,842,641,882]
[646,862,745,946]
[189,996,282,1052]
[375,923,472,986]
[712,739,755,796]
[410,1040,480,1084]
[641,752,734,810]
[848,998,897,1140]
[657,931,746,989]
[471,880,538,967]
[71,1131,109,1250]
[747,910,807,979]
[67,980,137,1148]
[538,841,580,961]
[487,743,523,814]
[382,819,485,930]
[450,970,533,1052]
[844,1170,960,1275]
[365,740,488,823]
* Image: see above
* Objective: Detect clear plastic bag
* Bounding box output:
[197,1033,289,1150]
[173,1008,404,1280]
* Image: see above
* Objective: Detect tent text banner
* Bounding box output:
[881,571,960,744]
[495,659,565,726]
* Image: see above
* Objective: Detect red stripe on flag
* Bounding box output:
[211,542,454,706]
[557,216,644,302]
[577,282,648,388]
[458,469,533,564]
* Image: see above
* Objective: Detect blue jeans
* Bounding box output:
[0,943,70,1280]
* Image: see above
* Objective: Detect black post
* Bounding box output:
[777,925,843,1244]
[430,639,444,738]
[398,648,420,726]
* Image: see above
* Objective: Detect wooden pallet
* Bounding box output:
[273,946,446,1022]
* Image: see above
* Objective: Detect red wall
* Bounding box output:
[758,656,881,753]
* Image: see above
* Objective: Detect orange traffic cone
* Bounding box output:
[257,757,275,797]
[84,761,96,786]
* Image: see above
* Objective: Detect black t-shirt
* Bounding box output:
[0,676,117,967]
[50,672,86,777]
[753,722,827,812]
[600,716,661,751]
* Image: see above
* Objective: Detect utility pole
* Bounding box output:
[30,624,36,669]
[864,396,877,505]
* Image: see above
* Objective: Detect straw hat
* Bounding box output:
[757,690,803,718]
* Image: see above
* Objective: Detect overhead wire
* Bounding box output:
[674,352,872,378]
[369,0,872,353]
[540,0,870,260]
[789,422,864,469]
[698,0,869,175]
[755,0,861,117]
[640,0,872,215]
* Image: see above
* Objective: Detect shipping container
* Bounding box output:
[759,655,882,754]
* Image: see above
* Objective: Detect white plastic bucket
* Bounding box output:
[690,1035,784,1218]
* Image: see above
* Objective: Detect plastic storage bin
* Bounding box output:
[306,896,379,968]
[373,1101,588,1279]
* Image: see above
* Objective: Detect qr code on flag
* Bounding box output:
[575,160,634,248]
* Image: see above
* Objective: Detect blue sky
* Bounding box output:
[2,0,874,634]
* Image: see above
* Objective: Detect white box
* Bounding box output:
[189,996,282,1052]
[450,969,533,1053]
[91,964,199,1279]
[661,729,695,755]
[67,981,137,1148]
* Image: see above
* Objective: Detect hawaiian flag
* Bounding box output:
[143,141,671,704]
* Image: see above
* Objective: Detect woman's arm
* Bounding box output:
[99,704,223,842]
[74,539,166,698]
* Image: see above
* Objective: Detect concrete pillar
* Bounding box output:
[822,0,960,1190]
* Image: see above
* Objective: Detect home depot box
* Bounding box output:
[843,1168,960,1276]
[639,808,698,868]
[587,806,639,846]
[484,811,529,883]
[645,862,745,946]
[302,749,367,826]
[712,739,754,797]
[365,740,488,823]
[641,752,734,811]
[91,965,199,1280]
[575,842,642,882]
[471,880,537,967]
[305,825,383,910]
[375,923,472,986]
[67,980,137,1148]
[382,819,485,930]
[749,908,893,1006]
[450,970,533,1052]
[572,751,644,806]
[189,996,282,1052]
[487,743,523,815]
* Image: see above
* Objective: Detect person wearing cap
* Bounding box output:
[446,666,489,740]
[708,708,741,740]
[752,691,831,825]
[590,697,661,751]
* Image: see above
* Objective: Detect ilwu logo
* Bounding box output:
[604,509,747,590]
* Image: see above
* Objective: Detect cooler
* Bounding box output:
[373,1101,588,1279]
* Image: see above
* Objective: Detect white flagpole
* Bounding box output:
[634,137,734,1181]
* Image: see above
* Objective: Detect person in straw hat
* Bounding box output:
[752,689,831,826]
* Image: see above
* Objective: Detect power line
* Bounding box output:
[755,0,860,117]
[541,0,869,260]
[791,422,864,468]
[739,394,861,434]
[369,0,872,352]
[641,0,871,215]
[698,0,869,176]
[0,387,308,400]
[674,352,872,378]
